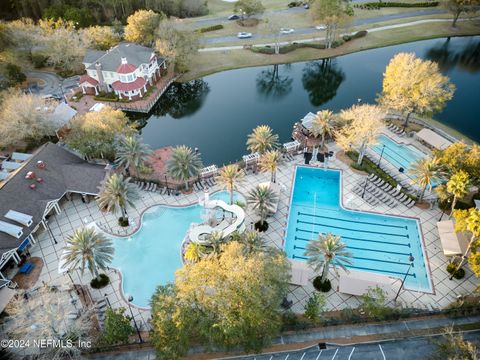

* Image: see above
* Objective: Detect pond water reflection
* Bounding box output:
[137,36,480,165]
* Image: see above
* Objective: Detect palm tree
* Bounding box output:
[216,164,245,204]
[309,110,335,149]
[184,242,207,263]
[247,185,278,231]
[304,233,352,282]
[96,174,139,226]
[114,135,151,175]
[446,170,470,217]
[246,125,279,154]
[240,230,268,254]
[259,150,282,183]
[62,227,114,279]
[409,157,443,202]
[207,231,224,255]
[166,145,203,191]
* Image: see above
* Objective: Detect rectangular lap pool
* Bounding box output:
[284,166,433,293]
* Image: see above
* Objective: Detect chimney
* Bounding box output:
[95,62,106,92]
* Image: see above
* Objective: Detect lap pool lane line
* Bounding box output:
[284,166,431,292]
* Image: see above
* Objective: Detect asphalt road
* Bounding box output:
[25,70,79,99]
[216,331,480,360]
[200,8,447,45]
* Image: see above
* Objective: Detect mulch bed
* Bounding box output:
[336,150,367,175]
[11,257,43,289]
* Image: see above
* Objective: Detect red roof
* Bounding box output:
[111,77,147,92]
[79,75,98,86]
[116,63,137,74]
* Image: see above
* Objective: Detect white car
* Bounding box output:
[280,28,295,34]
[315,24,327,30]
[237,32,253,39]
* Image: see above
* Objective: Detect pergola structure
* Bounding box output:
[242,152,260,171]
[201,165,218,179]
[283,140,301,154]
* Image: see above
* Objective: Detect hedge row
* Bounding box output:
[343,30,368,42]
[196,24,224,33]
[250,39,346,55]
[346,150,416,200]
[355,1,438,9]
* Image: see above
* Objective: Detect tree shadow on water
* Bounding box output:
[426,37,480,73]
[150,79,211,119]
[302,59,345,107]
[256,64,293,101]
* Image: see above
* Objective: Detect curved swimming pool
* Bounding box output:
[109,191,245,308]
[284,166,433,293]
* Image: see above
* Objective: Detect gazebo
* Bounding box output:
[414,128,453,150]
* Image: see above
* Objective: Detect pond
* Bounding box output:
[136,36,480,165]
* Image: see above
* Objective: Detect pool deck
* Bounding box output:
[25,140,476,328]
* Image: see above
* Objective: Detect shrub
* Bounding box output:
[4,64,26,86]
[118,217,129,227]
[304,293,326,322]
[281,311,309,331]
[446,262,465,279]
[313,276,332,292]
[352,30,368,39]
[102,307,134,345]
[197,24,224,33]
[355,1,439,9]
[254,221,269,232]
[90,273,110,289]
[343,35,352,42]
[31,53,49,68]
[251,42,326,55]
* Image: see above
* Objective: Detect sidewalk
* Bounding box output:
[86,315,480,359]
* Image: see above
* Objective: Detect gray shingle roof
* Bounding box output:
[0,143,107,254]
[83,49,106,65]
[84,42,164,72]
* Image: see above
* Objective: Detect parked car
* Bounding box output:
[237,32,253,39]
[315,24,327,30]
[303,3,310,9]
[228,14,240,20]
[280,28,295,34]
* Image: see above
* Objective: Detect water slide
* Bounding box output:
[189,200,245,244]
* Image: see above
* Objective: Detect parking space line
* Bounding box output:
[285,355,289,360]
[300,353,306,360]
[331,348,339,359]
[378,344,386,360]
[315,350,323,360]
[348,347,355,360]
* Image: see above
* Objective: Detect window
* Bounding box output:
[127,74,134,82]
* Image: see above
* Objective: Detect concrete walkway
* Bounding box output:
[199,17,472,52]
[86,315,480,359]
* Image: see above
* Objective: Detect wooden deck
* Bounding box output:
[67,70,176,115]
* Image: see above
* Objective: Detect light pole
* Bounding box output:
[361,176,369,199]
[164,175,170,195]
[377,144,386,168]
[394,255,415,302]
[126,294,143,343]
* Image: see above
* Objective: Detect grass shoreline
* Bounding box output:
[178,20,480,143]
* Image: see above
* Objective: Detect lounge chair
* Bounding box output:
[368,173,377,181]
[152,184,157,192]
[19,262,34,274]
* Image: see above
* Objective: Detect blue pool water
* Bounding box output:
[284,167,433,293]
[371,134,427,174]
[109,191,245,308]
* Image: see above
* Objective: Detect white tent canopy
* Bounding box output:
[300,112,316,130]
[338,268,399,298]
[437,220,466,256]
[289,259,311,286]
[415,128,453,150]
